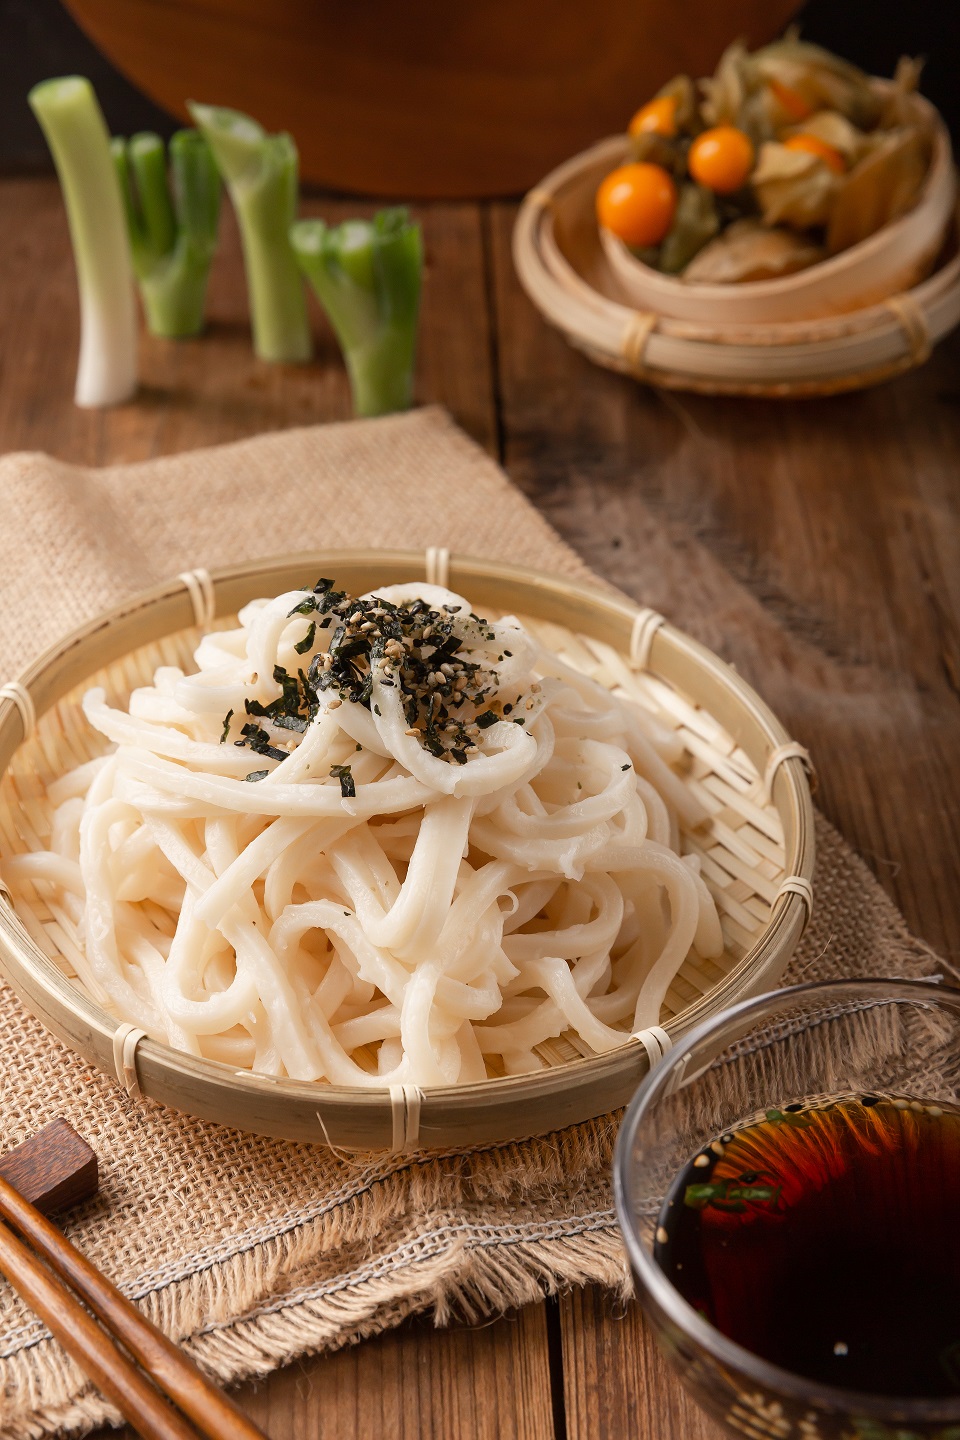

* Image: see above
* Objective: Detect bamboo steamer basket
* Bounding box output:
[600,92,955,324]
[0,552,814,1150]
[513,138,960,397]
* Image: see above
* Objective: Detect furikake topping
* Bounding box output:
[227,578,523,776]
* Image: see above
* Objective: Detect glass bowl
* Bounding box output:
[613,976,960,1440]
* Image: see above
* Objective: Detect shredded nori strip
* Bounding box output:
[220,708,234,743]
[244,769,270,783]
[294,621,316,655]
[329,763,356,798]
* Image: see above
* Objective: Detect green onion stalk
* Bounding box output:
[112,130,221,338]
[28,76,137,407]
[290,208,422,417]
[187,102,311,362]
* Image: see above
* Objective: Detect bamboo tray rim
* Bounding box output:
[0,551,816,1145]
[513,136,960,397]
[599,88,953,306]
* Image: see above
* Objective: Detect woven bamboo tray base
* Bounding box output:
[0,553,815,1148]
[513,136,960,398]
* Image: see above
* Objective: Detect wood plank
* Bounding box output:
[89,1307,556,1440]
[489,198,960,961]
[0,175,550,1440]
[0,179,498,464]
[559,1290,722,1440]
[488,197,960,1440]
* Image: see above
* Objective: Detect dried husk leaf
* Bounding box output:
[877,56,925,129]
[752,141,840,228]
[658,183,720,273]
[628,129,686,178]
[656,73,701,134]
[750,37,881,130]
[683,219,825,284]
[782,110,871,164]
[700,40,750,127]
[826,125,932,254]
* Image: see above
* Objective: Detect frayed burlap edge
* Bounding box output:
[4,1191,627,1439]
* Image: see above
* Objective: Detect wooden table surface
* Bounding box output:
[1,175,959,1440]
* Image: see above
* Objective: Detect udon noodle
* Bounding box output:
[3,580,723,1087]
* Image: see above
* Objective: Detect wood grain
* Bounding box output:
[61,0,800,197]
[92,1307,556,1440]
[0,1119,97,1216]
[488,197,960,1436]
[2,176,959,1440]
[559,1289,723,1440]
[489,199,960,963]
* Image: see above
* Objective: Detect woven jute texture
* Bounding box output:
[0,408,942,1438]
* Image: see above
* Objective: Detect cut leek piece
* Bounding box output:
[291,208,422,416]
[29,75,137,407]
[188,102,311,362]
[113,129,221,338]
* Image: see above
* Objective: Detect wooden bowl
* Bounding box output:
[0,552,814,1150]
[514,136,960,396]
[599,93,956,324]
[62,0,801,197]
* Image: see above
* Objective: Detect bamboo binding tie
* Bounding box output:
[526,187,555,214]
[621,312,658,374]
[0,681,36,742]
[632,1025,673,1069]
[112,1024,147,1101]
[424,546,450,588]
[762,741,815,803]
[884,293,933,366]
[773,874,814,927]
[177,569,217,628]
[630,608,666,670]
[389,1084,424,1152]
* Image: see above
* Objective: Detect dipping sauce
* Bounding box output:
[654,1094,960,1397]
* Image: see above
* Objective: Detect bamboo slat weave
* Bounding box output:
[0,554,814,1148]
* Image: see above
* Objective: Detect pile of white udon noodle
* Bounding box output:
[5,583,723,1087]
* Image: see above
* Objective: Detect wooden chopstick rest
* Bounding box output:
[0,1121,269,1440]
[0,1117,98,1213]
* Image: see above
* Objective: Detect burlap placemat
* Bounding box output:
[0,407,941,1439]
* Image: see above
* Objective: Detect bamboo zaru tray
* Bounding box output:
[513,136,960,398]
[0,553,814,1151]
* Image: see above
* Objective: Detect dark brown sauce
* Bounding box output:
[654,1095,960,1398]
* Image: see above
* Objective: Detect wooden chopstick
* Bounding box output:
[0,1174,269,1440]
[0,1214,197,1440]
